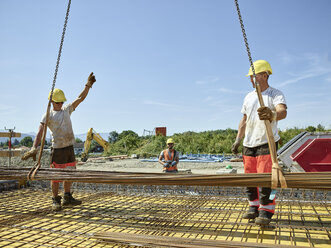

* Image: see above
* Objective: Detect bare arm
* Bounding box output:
[175,156,179,165]
[275,104,287,121]
[158,155,166,166]
[231,114,246,154]
[236,114,247,140]
[32,123,45,149]
[72,72,96,110]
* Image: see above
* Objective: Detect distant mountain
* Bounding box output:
[75,132,109,142]
[0,130,44,143]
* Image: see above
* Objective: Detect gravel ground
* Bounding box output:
[0,150,244,174]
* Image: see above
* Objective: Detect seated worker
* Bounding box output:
[158,138,179,173]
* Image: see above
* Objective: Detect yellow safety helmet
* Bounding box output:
[166,138,174,144]
[247,60,272,76]
[48,88,67,102]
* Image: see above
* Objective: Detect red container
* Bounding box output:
[290,138,331,172]
[155,127,166,136]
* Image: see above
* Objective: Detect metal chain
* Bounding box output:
[28,0,72,180]
[49,0,72,101]
[234,0,256,78]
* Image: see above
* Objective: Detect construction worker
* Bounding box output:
[232,60,287,225]
[22,72,96,211]
[158,138,179,173]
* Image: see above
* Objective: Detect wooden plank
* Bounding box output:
[0,132,21,138]
[0,150,21,157]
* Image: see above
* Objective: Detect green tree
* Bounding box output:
[108,131,119,143]
[306,126,316,132]
[316,124,325,131]
[75,138,83,143]
[118,130,139,140]
[13,139,20,146]
[20,136,33,147]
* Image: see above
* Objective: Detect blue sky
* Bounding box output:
[1,0,331,137]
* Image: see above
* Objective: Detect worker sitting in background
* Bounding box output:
[22,72,96,211]
[231,60,287,225]
[158,138,179,173]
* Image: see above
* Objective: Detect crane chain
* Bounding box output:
[49,0,72,101]
[28,0,72,180]
[234,0,256,78]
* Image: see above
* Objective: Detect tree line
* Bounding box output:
[103,124,329,158]
[1,124,329,158]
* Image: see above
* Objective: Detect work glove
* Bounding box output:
[231,138,242,154]
[171,161,177,166]
[257,107,276,121]
[21,147,38,161]
[85,72,96,88]
[164,162,170,168]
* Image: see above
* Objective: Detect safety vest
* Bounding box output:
[163,149,178,172]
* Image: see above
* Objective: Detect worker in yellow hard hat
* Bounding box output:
[22,72,96,211]
[231,60,287,225]
[158,138,179,173]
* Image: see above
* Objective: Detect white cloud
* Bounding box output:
[325,76,331,83]
[0,104,18,116]
[277,52,331,87]
[143,99,206,113]
[143,100,176,108]
[195,76,220,85]
[217,87,247,94]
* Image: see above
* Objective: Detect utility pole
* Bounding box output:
[0,127,21,166]
[5,127,15,167]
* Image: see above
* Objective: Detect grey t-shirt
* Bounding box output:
[41,103,75,149]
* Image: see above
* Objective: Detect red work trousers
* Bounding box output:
[243,143,278,214]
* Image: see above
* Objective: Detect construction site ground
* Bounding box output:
[0,156,330,247]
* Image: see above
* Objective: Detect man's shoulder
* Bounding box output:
[267,86,284,96]
[63,102,73,110]
[243,90,257,102]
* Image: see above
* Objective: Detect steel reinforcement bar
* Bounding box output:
[0,167,331,190]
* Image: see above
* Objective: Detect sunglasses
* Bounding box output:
[54,102,64,104]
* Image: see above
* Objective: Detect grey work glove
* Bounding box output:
[231,138,242,154]
[164,162,170,168]
[21,147,38,161]
[257,107,276,121]
[85,72,96,88]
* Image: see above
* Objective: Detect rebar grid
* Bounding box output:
[0,186,330,247]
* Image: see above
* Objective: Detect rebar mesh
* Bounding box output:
[0,184,330,247]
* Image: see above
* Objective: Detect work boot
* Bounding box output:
[255,210,273,226]
[52,196,62,211]
[62,192,82,207]
[242,206,259,219]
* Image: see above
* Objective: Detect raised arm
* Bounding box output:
[72,72,96,110]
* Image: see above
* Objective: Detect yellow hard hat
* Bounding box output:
[247,60,272,76]
[48,88,67,102]
[166,138,174,144]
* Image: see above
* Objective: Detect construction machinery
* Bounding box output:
[81,128,110,162]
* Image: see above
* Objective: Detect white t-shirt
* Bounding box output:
[41,103,75,149]
[241,87,286,148]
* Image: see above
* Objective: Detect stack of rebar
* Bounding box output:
[1,167,330,190]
